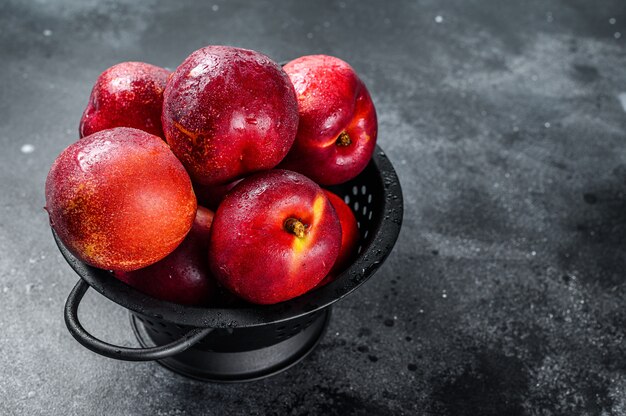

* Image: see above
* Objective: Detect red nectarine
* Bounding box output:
[45,127,196,271]
[280,55,377,185]
[208,170,342,304]
[79,62,170,138]
[162,46,299,186]
[317,190,360,286]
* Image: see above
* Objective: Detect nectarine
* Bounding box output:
[317,190,360,287]
[280,55,377,185]
[45,127,196,271]
[79,62,170,138]
[162,46,298,186]
[208,170,341,304]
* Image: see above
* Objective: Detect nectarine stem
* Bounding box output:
[336,131,351,146]
[284,218,306,238]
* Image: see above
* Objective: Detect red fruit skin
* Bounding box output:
[193,179,241,211]
[208,170,342,304]
[45,127,197,271]
[162,46,299,186]
[79,62,170,138]
[114,206,217,306]
[279,55,377,185]
[317,190,360,287]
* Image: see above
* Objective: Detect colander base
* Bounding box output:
[130,308,331,382]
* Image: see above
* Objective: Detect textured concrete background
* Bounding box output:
[1,0,626,415]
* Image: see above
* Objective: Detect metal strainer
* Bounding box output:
[57,145,403,382]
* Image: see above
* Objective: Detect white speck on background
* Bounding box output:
[544,122,551,128]
[434,15,443,23]
[617,93,626,112]
[21,144,35,154]
[25,284,33,293]
[43,29,52,36]
[27,391,35,398]
[615,32,622,39]
[609,18,616,25]
[212,4,218,11]
[306,32,313,39]
[3,287,8,293]
[531,251,537,256]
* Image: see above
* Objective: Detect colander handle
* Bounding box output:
[64,279,213,361]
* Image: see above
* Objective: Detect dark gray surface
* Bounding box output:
[1,0,626,415]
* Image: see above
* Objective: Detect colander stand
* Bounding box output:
[65,278,331,382]
[129,308,331,382]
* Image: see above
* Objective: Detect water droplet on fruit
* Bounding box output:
[76,139,113,172]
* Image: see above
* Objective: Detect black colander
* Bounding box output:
[57,145,403,382]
